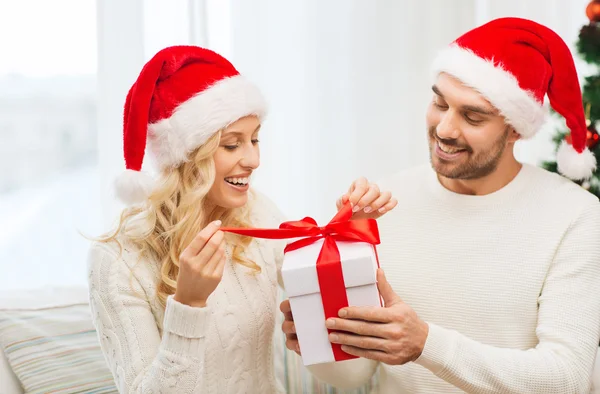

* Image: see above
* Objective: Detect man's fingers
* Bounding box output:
[340,345,389,363]
[282,320,296,335]
[326,317,387,338]
[376,268,403,306]
[280,299,294,322]
[329,332,388,352]
[281,300,300,354]
[337,305,392,323]
[286,339,301,355]
[280,299,291,314]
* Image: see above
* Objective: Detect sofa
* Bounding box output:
[0,286,598,393]
[0,286,376,394]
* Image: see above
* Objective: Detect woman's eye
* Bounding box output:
[251,139,260,145]
[223,144,238,151]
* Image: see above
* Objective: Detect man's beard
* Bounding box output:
[428,126,510,180]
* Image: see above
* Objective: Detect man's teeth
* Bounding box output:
[438,142,463,154]
[225,177,249,185]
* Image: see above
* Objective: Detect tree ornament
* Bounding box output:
[587,0,600,23]
[586,123,600,148]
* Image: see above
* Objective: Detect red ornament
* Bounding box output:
[587,0,600,22]
[565,124,599,148]
[587,125,600,148]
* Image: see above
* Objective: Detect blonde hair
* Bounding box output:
[98,131,259,307]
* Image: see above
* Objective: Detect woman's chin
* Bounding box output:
[224,196,248,209]
[207,192,249,210]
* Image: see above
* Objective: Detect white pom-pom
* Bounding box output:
[556,140,597,181]
[114,169,155,205]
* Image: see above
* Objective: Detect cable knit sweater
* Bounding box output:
[308,164,600,393]
[87,192,287,394]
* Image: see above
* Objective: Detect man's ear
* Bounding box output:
[508,126,521,143]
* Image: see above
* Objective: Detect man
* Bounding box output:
[281,17,600,393]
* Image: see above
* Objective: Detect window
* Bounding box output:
[0,0,99,290]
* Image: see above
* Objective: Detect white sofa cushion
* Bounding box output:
[0,286,117,394]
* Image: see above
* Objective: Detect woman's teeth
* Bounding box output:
[225,177,249,186]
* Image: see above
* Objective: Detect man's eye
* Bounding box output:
[433,101,448,110]
[464,114,483,125]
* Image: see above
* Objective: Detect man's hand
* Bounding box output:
[325,269,429,365]
[337,177,397,220]
[280,299,301,356]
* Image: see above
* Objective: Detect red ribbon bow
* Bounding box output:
[222,203,380,361]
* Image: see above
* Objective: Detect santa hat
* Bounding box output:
[115,45,267,205]
[431,17,596,181]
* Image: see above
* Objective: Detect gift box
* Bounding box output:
[281,238,382,365]
[220,202,382,365]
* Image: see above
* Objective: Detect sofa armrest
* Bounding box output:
[0,348,23,394]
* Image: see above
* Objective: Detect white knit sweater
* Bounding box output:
[87,192,287,394]
[308,164,600,393]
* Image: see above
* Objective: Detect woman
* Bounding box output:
[88,45,396,393]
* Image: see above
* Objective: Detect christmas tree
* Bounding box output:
[541,0,600,197]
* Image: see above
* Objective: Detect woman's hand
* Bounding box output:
[173,220,226,308]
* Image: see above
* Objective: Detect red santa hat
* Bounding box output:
[432,17,596,181]
[115,45,267,205]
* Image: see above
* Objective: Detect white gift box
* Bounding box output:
[281,238,382,366]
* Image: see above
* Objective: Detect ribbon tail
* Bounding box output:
[221,227,314,239]
[330,202,354,223]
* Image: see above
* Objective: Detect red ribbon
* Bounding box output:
[221,203,380,361]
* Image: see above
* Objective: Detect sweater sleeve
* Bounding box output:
[87,242,211,393]
[414,201,600,393]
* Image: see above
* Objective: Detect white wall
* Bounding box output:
[224,0,594,222]
[97,0,592,225]
[228,0,478,222]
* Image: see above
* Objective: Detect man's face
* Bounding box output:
[426,73,517,180]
